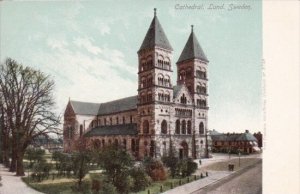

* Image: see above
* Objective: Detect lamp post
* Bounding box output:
[205,130,209,158]
[238,150,241,167]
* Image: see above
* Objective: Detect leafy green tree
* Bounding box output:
[176,158,198,177]
[98,145,133,193]
[72,138,92,190]
[25,148,45,168]
[130,167,151,192]
[31,159,52,182]
[162,139,179,178]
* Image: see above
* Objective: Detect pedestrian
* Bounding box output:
[199,159,202,165]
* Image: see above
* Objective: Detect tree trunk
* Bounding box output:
[2,130,10,167]
[9,137,17,172]
[16,150,25,176]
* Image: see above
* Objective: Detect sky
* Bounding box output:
[0,0,262,133]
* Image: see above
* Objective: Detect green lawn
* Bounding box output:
[133,175,198,194]
[23,173,201,194]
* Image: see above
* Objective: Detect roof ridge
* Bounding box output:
[100,95,137,105]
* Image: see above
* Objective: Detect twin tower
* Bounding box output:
[136,9,209,159]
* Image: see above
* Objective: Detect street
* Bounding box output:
[194,161,262,194]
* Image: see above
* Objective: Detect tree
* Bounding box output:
[0,58,61,176]
[72,137,92,190]
[162,139,179,178]
[130,167,151,192]
[143,157,167,181]
[25,148,45,168]
[98,145,134,193]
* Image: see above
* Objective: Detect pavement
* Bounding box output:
[0,164,43,194]
[163,153,262,194]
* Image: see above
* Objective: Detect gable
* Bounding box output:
[64,101,76,117]
[173,84,193,105]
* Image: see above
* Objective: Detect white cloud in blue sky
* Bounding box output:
[0,0,262,133]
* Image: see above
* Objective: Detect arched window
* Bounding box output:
[176,120,180,134]
[181,120,186,134]
[199,122,204,134]
[114,139,118,146]
[180,94,187,104]
[187,120,192,134]
[80,125,83,136]
[143,120,149,134]
[161,120,168,134]
[196,85,201,93]
[131,139,135,152]
[123,139,127,149]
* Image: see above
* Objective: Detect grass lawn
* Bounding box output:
[200,157,261,172]
[22,177,78,194]
[23,173,201,194]
[133,175,198,194]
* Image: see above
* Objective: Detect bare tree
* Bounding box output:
[0,58,61,176]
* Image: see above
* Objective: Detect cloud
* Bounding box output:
[26,36,137,117]
[73,37,102,55]
[47,38,68,50]
[93,19,111,36]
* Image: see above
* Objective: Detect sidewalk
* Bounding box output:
[0,164,43,194]
[163,171,232,194]
[163,153,262,194]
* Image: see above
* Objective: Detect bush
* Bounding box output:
[143,158,167,181]
[31,159,52,182]
[177,158,198,177]
[100,182,117,194]
[130,167,151,192]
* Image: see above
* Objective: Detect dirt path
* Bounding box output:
[0,164,43,194]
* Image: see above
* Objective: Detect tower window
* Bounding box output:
[187,120,192,134]
[161,120,168,134]
[199,122,204,134]
[175,120,180,134]
[143,120,149,134]
[181,120,186,134]
[180,94,187,104]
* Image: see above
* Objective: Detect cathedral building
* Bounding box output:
[63,9,209,159]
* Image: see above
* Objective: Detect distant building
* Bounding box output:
[32,134,63,152]
[210,130,260,154]
[253,132,263,148]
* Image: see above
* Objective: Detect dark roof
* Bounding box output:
[139,14,173,52]
[211,132,257,142]
[208,129,221,136]
[84,123,138,137]
[173,85,184,98]
[177,29,208,63]
[98,96,137,115]
[236,132,258,141]
[70,101,101,115]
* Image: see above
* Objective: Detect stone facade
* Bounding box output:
[63,10,210,159]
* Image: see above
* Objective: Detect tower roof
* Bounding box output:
[139,9,173,52]
[177,26,208,63]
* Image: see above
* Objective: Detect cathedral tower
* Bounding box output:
[177,26,209,157]
[137,9,174,158]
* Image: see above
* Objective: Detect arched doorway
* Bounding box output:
[179,141,189,159]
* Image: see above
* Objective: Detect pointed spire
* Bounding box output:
[177,26,208,63]
[138,9,173,52]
